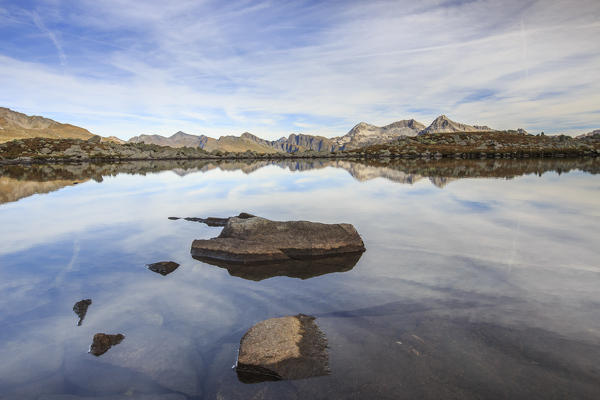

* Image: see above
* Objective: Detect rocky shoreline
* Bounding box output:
[1,132,599,165]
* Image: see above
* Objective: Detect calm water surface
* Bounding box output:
[0,159,599,399]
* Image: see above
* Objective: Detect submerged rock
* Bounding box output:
[96,330,203,396]
[73,299,92,326]
[191,215,365,263]
[193,251,362,281]
[89,333,125,356]
[236,314,329,383]
[147,261,180,276]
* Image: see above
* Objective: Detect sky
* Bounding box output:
[0,0,599,140]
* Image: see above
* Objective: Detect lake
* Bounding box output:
[0,159,599,399]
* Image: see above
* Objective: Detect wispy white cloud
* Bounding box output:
[0,0,598,139]
[30,10,67,66]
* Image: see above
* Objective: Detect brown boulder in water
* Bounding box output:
[89,333,124,356]
[236,314,329,383]
[191,215,365,263]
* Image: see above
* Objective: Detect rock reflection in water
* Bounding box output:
[73,299,92,326]
[193,252,363,281]
[147,261,180,276]
[89,333,125,356]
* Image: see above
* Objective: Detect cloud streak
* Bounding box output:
[0,0,598,139]
[30,10,67,66]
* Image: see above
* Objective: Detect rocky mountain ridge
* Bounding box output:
[5,107,596,155]
[418,115,492,135]
[0,107,95,143]
[128,131,281,153]
[128,116,494,153]
[576,129,600,139]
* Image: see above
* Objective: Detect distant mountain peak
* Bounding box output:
[576,129,600,138]
[241,132,260,140]
[129,131,210,148]
[383,119,426,131]
[348,122,376,133]
[420,115,493,135]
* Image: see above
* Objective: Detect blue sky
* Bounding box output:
[0,0,599,139]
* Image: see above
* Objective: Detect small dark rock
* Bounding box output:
[147,261,180,276]
[73,299,92,326]
[89,333,124,356]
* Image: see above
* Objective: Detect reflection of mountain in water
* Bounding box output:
[192,252,363,281]
[0,176,88,204]
[1,158,598,204]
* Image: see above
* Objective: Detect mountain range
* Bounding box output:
[4,106,572,153]
[576,129,600,139]
[127,115,496,153]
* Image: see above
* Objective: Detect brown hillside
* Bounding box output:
[0,107,94,143]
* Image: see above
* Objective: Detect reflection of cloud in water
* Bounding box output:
[0,159,599,397]
[1,156,599,204]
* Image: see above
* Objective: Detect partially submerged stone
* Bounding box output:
[96,330,202,396]
[236,314,329,383]
[191,215,365,263]
[73,299,92,326]
[169,212,254,227]
[147,261,180,276]
[89,333,124,356]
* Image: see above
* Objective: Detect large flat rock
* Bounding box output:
[236,314,329,382]
[191,216,365,264]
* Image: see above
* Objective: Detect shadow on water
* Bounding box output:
[1,157,599,205]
